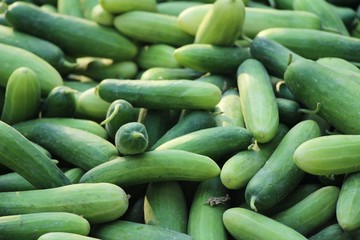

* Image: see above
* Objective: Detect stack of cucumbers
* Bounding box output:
[0,0,360,239]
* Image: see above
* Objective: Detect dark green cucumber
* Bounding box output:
[276,98,302,127]
[336,171,360,231]
[151,110,216,150]
[122,197,145,224]
[144,181,188,233]
[93,220,191,240]
[0,183,129,224]
[38,232,100,240]
[174,44,251,74]
[0,121,70,189]
[220,124,288,190]
[245,120,321,212]
[309,223,353,240]
[6,2,137,61]
[115,122,148,155]
[155,126,253,161]
[113,11,194,47]
[140,67,203,80]
[284,58,360,134]
[137,44,182,69]
[79,150,220,187]
[187,177,229,240]
[41,86,77,118]
[0,212,90,240]
[13,121,118,170]
[100,0,157,14]
[1,67,40,125]
[98,79,222,110]
[223,208,307,240]
[272,186,340,236]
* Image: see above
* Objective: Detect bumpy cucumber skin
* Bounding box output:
[223,208,307,240]
[0,183,129,224]
[0,212,90,240]
[79,150,220,187]
[115,122,149,155]
[336,171,360,231]
[245,120,321,212]
[38,232,100,240]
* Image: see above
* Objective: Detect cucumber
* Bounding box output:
[174,44,251,74]
[77,87,111,122]
[195,74,236,92]
[91,4,113,26]
[113,11,194,47]
[92,220,192,240]
[271,76,297,102]
[13,121,118,171]
[316,57,360,80]
[38,232,100,240]
[65,168,86,184]
[284,58,360,134]
[245,120,321,212]
[237,58,279,143]
[98,79,222,110]
[0,121,70,189]
[220,123,288,190]
[6,2,137,61]
[115,122,149,155]
[0,183,129,224]
[1,67,40,125]
[79,0,98,20]
[177,4,210,36]
[223,208,307,240]
[41,4,58,13]
[122,197,145,224]
[187,177,229,240]
[158,1,204,16]
[0,43,63,96]
[100,0,157,14]
[41,86,77,118]
[140,67,203,80]
[144,181,188,233]
[272,186,340,236]
[195,0,245,46]
[309,223,353,240]
[336,171,360,231]
[137,44,182,69]
[151,110,216,150]
[57,0,83,18]
[276,98,302,127]
[79,150,221,187]
[0,172,37,192]
[0,212,90,240]
[155,126,253,161]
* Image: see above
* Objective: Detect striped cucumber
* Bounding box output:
[223,208,307,240]
[0,121,70,189]
[38,233,100,240]
[195,0,245,46]
[237,58,279,143]
[0,183,129,224]
[98,79,222,110]
[1,67,40,125]
[155,126,253,161]
[100,0,157,14]
[41,86,77,118]
[6,2,137,61]
[137,44,181,69]
[79,150,220,187]
[245,120,321,212]
[115,122,149,155]
[140,67,203,80]
[0,212,90,240]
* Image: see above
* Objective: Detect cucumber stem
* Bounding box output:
[250,196,258,212]
[275,80,286,93]
[131,132,146,140]
[100,105,120,125]
[298,102,321,114]
[287,53,293,66]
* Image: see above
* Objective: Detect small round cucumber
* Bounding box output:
[41,86,77,118]
[115,122,149,155]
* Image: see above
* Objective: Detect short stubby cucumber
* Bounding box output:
[41,85,77,118]
[115,122,149,155]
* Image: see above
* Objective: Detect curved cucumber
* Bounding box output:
[98,79,222,110]
[0,183,129,224]
[79,150,220,187]
[38,232,100,240]
[41,86,77,118]
[1,67,40,125]
[115,122,149,155]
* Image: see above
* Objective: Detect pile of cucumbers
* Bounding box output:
[0,0,359,239]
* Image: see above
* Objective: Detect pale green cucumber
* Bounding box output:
[38,232,100,240]
[100,0,157,14]
[58,0,83,18]
[77,87,111,122]
[91,4,113,26]
[158,1,204,16]
[137,44,181,69]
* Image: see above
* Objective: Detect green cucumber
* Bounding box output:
[92,220,192,240]
[57,0,83,18]
[65,168,86,184]
[79,0,98,20]
[195,0,245,46]
[38,232,100,240]
[1,67,40,125]
[41,86,77,118]
[284,58,360,134]
[237,58,279,143]
[115,122,148,155]
[271,76,297,102]
[223,207,307,240]
[6,2,137,61]
[144,181,188,233]
[272,186,340,236]
[151,110,216,150]
[98,79,222,110]
[174,44,251,74]
[91,4,114,26]
[187,177,229,240]
[113,11,194,47]
[316,57,360,80]
[276,98,302,127]
[77,87,111,122]
[79,150,220,187]
[0,43,63,96]
[140,67,203,80]
[0,121,70,189]
[137,44,182,69]
[158,1,204,16]
[195,74,236,92]
[0,183,128,224]
[155,126,253,161]
[220,123,288,190]
[41,4,58,13]
[336,171,360,231]
[0,212,90,240]
[100,0,157,14]
[245,120,321,212]
[177,4,210,36]
[13,121,118,171]
[309,223,353,240]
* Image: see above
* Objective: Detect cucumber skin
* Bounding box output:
[6,2,137,61]
[0,183,129,225]
[38,232,100,240]
[309,224,353,240]
[79,150,221,187]
[115,122,149,155]
[245,120,321,212]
